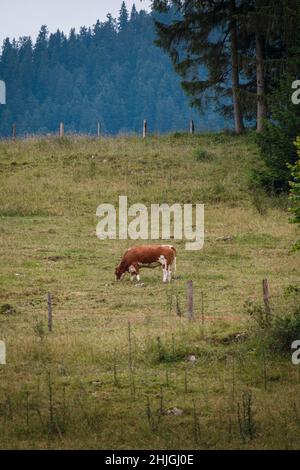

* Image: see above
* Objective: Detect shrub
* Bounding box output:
[194,147,211,161]
[250,188,269,215]
[253,77,300,192]
[0,303,16,315]
[245,288,300,354]
[289,137,300,249]
[270,313,300,353]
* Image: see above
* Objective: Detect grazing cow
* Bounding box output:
[115,245,176,283]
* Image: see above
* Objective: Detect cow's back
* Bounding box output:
[123,245,175,265]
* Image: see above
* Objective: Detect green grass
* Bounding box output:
[0,132,300,449]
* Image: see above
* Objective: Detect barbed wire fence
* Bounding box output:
[5,119,197,140]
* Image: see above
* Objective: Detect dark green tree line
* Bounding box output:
[0,3,227,137]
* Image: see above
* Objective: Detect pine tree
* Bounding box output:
[238,0,300,132]
[118,2,129,32]
[33,25,49,99]
[152,0,300,133]
[130,4,138,21]
[229,0,245,134]
[152,0,246,134]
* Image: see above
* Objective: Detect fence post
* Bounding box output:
[143,119,147,138]
[187,280,194,320]
[12,123,16,140]
[59,122,64,138]
[47,292,53,332]
[262,279,271,324]
[97,121,101,138]
[189,120,195,135]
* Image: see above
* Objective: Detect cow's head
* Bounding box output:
[115,265,125,281]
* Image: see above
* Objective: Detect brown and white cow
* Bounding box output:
[115,245,176,283]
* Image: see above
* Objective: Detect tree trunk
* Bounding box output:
[256,33,267,133]
[230,0,244,134]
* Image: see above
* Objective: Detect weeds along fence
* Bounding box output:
[141,277,299,322]
[8,119,196,140]
[35,278,299,335]
[1,278,297,337]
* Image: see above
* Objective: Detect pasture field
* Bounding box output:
[0,132,300,449]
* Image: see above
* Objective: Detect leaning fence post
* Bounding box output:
[143,119,147,138]
[262,279,271,324]
[59,122,64,138]
[190,120,195,134]
[47,293,53,332]
[187,280,194,320]
[97,121,101,138]
[12,123,16,140]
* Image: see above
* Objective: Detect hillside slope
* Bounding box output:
[0,133,299,449]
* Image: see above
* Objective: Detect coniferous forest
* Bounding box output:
[0,3,227,137]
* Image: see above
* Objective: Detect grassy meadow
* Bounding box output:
[0,132,300,449]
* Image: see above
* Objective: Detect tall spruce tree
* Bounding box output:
[152,0,300,133]
[118,2,129,31]
[130,3,138,21]
[152,0,246,134]
[238,0,300,132]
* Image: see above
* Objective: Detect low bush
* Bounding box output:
[194,147,211,161]
[245,287,300,354]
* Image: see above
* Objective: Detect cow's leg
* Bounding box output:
[159,255,168,283]
[129,264,140,282]
[134,264,140,282]
[163,261,169,283]
[167,265,172,282]
[129,265,137,282]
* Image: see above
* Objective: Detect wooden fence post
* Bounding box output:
[97,121,101,138]
[143,119,147,138]
[59,122,64,138]
[47,292,53,332]
[189,120,195,135]
[187,280,194,320]
[12,123,16,140]
[262,278,271,324]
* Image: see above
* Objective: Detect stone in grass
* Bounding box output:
[134,283,145,288]
[0,304,16,315]
[166,407,184,416]
[91,380,102,387]
[235,332,247,342]
[186,354,197,364]
[216,235,234,242]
